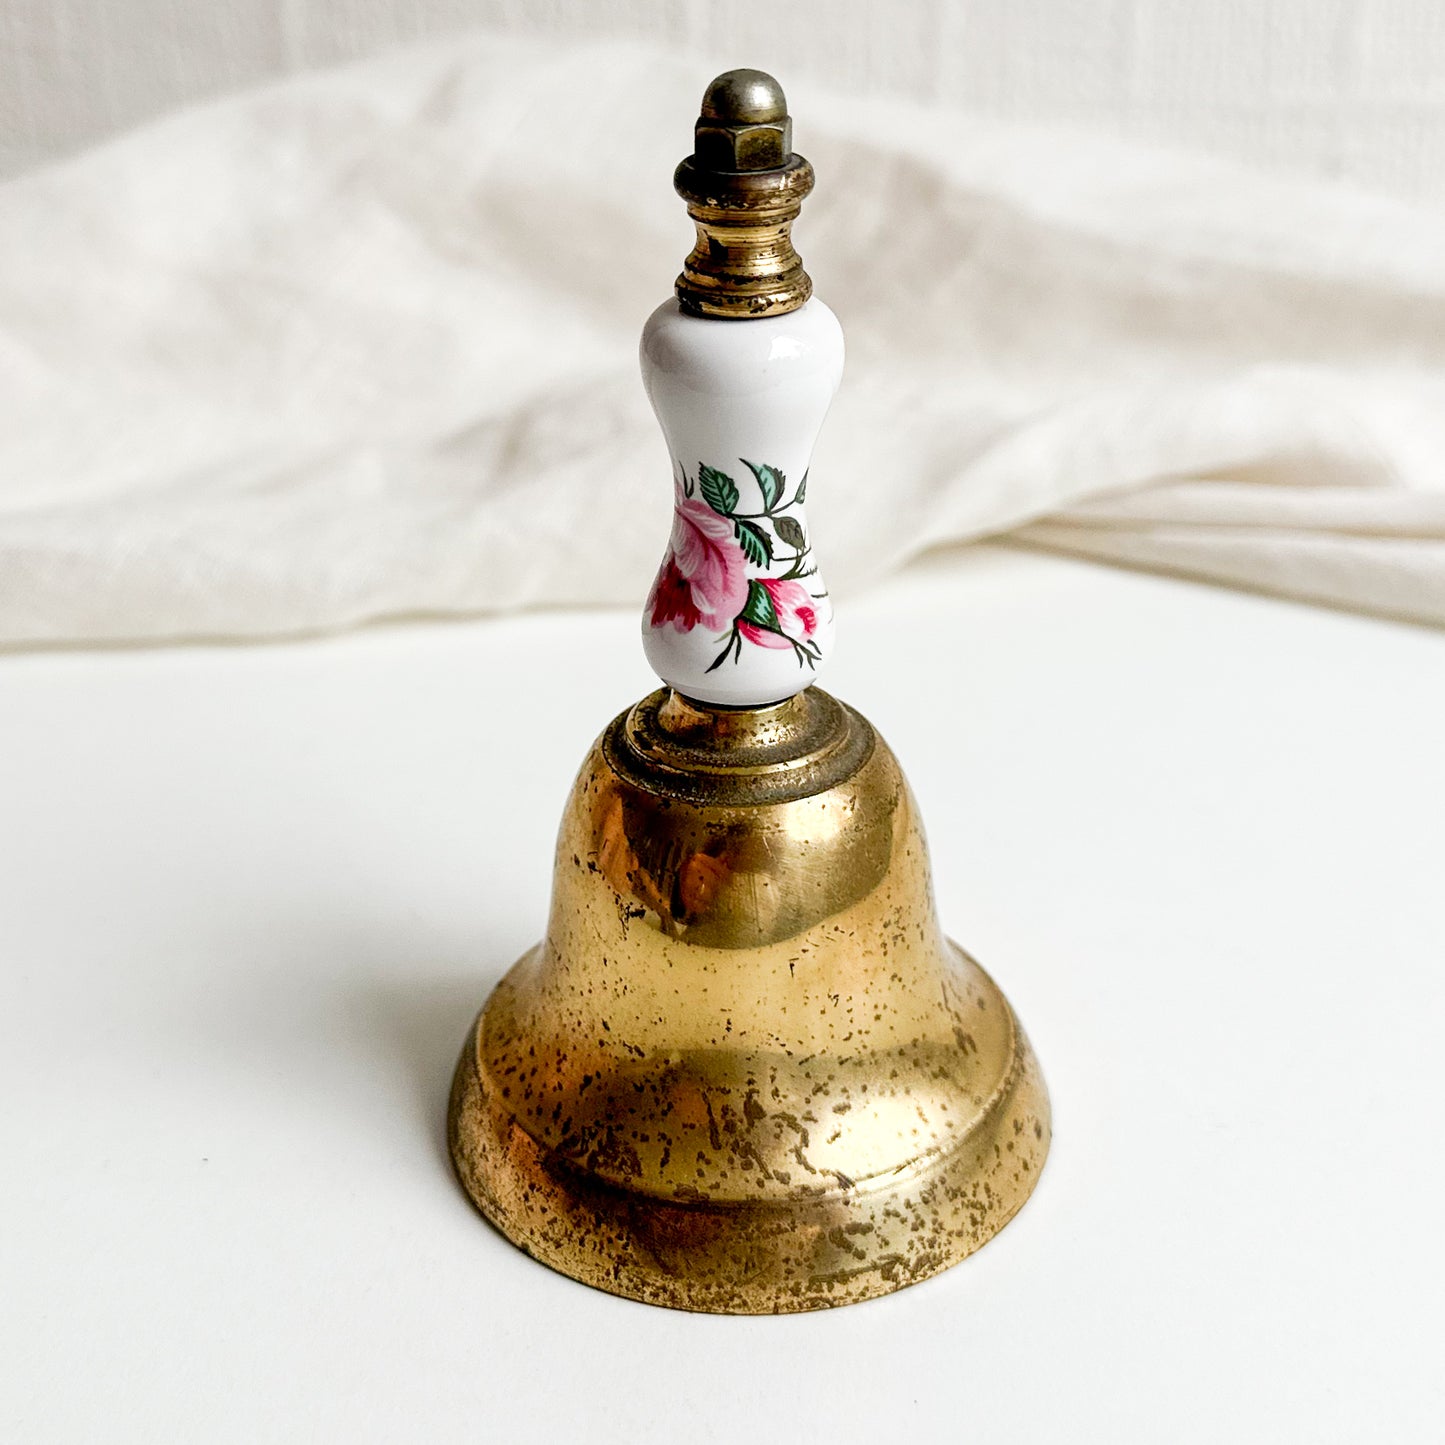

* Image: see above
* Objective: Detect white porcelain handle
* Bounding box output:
[639,296,844,707]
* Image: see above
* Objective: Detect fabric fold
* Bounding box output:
[1,32,1443,645]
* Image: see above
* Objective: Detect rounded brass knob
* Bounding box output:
[693,67,794,173]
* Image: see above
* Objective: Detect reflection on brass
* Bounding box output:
[674,69,815,319]
[449,690,1050,1313]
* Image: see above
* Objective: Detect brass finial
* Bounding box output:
[674,68,814,319]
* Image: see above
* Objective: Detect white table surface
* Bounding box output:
[3,545,1442,1444]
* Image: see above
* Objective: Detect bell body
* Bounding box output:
[449,690,1050,1313]
[640,297,841,706]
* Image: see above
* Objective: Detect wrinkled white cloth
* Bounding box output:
[2,32,1444,647]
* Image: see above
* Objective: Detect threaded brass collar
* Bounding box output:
[607,688,872,805]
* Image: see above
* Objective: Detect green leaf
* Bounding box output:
[795,469,808,504]
[704,631,738,672]
[739,579,781,632]
[734,518,773,568]
[698,464,738,516]
[742,459,785,512]
[774,515,806,550]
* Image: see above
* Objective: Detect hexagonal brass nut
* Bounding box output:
[693,117,793,173]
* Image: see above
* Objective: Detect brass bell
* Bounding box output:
[448,68,1050,1313]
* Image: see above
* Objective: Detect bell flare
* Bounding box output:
[449,688,1049,1313]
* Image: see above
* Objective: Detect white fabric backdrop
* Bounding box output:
[2,32,1444,646]
[8,0,1445,199]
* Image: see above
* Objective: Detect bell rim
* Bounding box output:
[447,940,1050,1314]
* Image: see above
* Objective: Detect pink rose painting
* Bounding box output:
[647,498,748,634]
[737,577,819,649]
[648,458,825,674]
